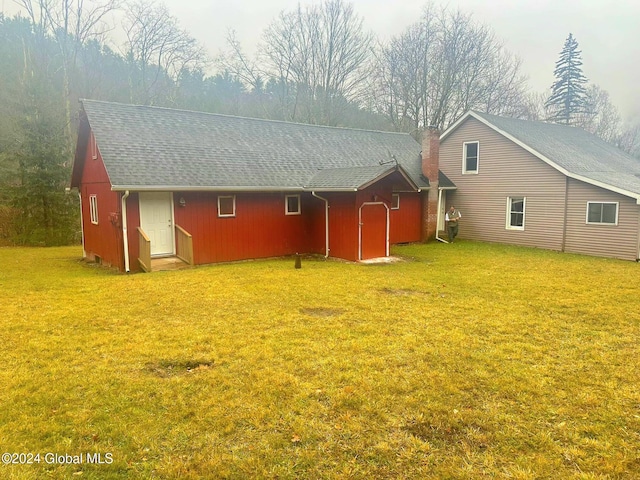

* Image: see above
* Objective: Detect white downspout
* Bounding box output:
[312,191,329,258]
[122,190,130,272]
[435,188,447,243]
[78,191,86,258]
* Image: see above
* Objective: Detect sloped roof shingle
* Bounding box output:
[445,111,640,200]
[80,99,429,191]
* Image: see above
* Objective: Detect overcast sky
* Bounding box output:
[3,0,639,121]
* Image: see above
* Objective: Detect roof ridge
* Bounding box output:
[470,110,584,132]
[80,98,413,137]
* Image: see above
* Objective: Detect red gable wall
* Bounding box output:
[79,130,124,270]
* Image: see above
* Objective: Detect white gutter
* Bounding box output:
[312,191,330,258]
[112,185,307,193]
[121,190,130,272]
[435,188,448,243]
[78,191,86,258]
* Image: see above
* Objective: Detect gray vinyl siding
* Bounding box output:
[564,179,639,261]
[440,117,567,250]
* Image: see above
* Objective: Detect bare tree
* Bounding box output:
[258,0,373,125]
[617,122,640,159]
[123,0,208,105]
[371,3,528,131]
[572,85,621,143]
[14,0,120,147]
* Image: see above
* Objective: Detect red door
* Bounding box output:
[360,203,388,260]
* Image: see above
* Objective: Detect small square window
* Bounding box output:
[89,195,98,224]
[285,195,301,215]
[463,141,479,174]
[391,193,400,210]
[218,195,236,217]
[506,196,525,230]
[586,202,618,225]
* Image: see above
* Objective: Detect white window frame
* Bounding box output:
[217,195,236,218]
[506,196,525,230]
[586,201,618,225]
[89,195,98,225]
[90,132,98,160]
[462,141,479,174]
[285,194,301,215]
[391,193,400,210]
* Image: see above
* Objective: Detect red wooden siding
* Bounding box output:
[171,192,325,264]
[80,130,124,269]
[118,168,422,271]
[323,172,421,261]
[325,193,358,261]
[125,193,141,272]
[390,192,422,244]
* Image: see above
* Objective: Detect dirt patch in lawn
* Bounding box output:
[379,287,427,296]
[300,307,345,317]
[145,359,214,377]
[402,419,489,449]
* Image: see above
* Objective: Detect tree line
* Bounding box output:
[0,0,638,246]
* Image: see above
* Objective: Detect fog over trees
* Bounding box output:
[1,0,639,245]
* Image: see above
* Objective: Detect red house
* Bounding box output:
[70,100,448,272]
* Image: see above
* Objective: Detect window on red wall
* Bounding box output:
[391,193,400,210]
[285,195,301,215]
[218,195,236,217]
[90,132,98,160]
[89,195,98,224]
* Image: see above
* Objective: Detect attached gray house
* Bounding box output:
[438,111,640,261]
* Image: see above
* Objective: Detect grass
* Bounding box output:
[0,241,639,479]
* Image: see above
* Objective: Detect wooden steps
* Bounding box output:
[150,256,191,271]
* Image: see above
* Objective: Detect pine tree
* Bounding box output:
[545,33,589,125]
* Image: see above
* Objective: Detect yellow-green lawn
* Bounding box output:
[0,242,639,479]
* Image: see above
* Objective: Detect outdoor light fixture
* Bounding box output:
[179,197,186,207]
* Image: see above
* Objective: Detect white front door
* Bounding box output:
[139,192,174,256]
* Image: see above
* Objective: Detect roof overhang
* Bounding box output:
[442,111,640,202]
[111,185,306,192]
[304,164,420,192]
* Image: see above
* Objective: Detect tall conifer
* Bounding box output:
[545,33,589,124]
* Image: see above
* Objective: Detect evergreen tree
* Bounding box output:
[545,33,589,124]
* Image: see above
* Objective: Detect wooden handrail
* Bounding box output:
[137,226,151,272]
[175,225,194,266]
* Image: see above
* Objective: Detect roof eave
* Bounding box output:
[305,187,360,192]
[111,185,306,192]
[357,165,420,192]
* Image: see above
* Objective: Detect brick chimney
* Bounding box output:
[421,127,440,241]
[422,126,440,182]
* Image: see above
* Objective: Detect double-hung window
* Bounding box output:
[586,202,618,225]
[463,141,479,174]
[506,197,525,230]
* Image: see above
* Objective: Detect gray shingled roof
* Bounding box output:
[304,165,413,190]
[80,99,429,191]
[454,111,640,199]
